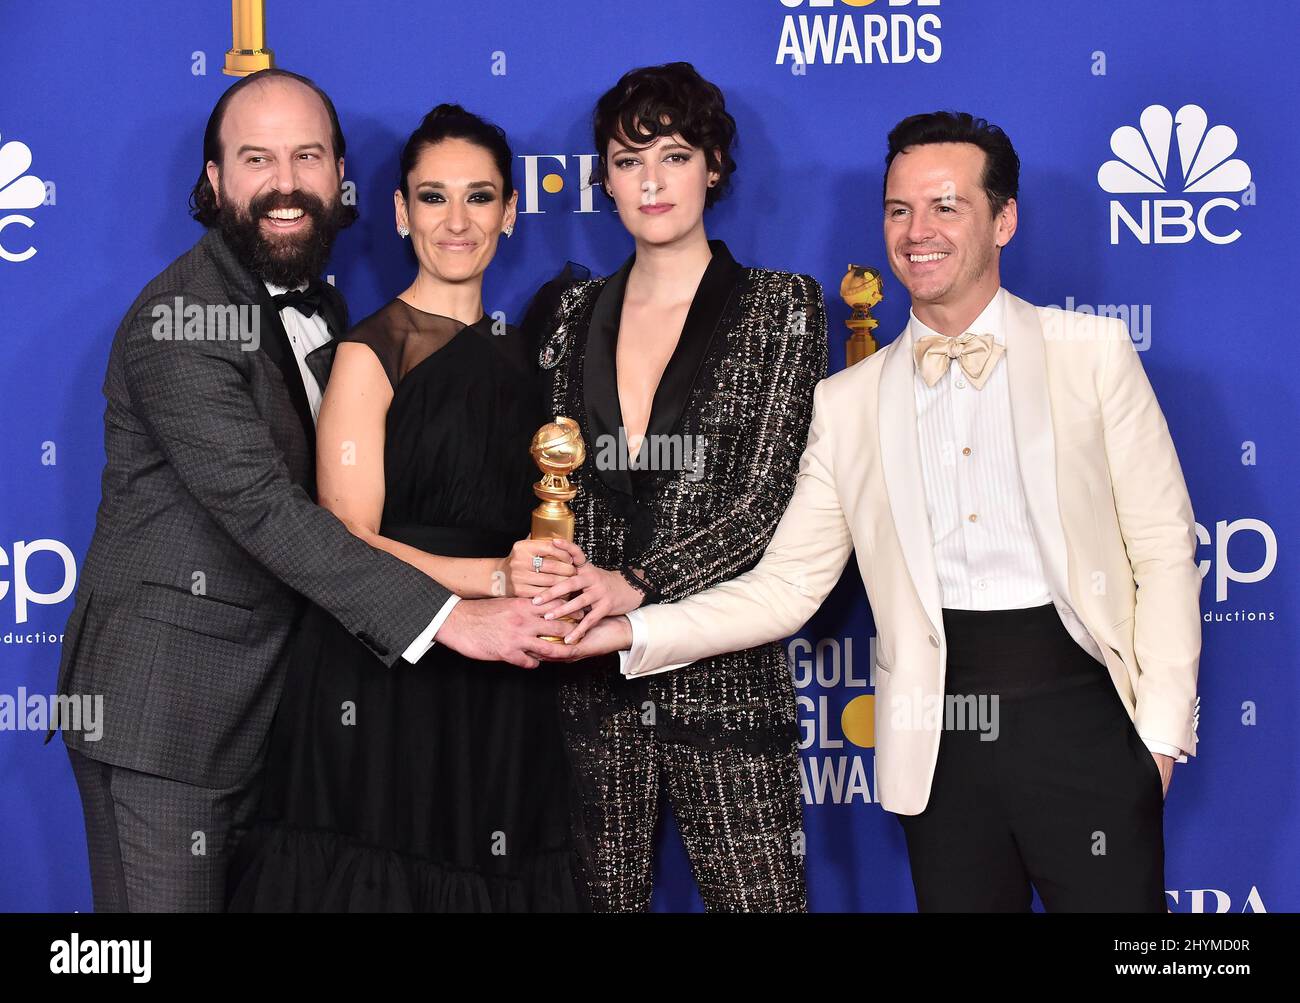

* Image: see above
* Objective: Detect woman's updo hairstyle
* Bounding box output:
[398,103,515,201]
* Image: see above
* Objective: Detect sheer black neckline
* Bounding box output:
[342,299,496,390]
[392,297,488,330]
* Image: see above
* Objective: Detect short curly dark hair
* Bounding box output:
[589,62,737,210]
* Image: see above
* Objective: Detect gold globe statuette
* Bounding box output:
[223,0,275,76]
[529,417,586,643]
[841,264,884,368]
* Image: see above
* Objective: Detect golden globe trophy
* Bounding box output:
[530,416,586,642]
[223,0,275,77]
[841,264,884,368]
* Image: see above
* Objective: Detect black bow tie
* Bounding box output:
[271,281,325,318]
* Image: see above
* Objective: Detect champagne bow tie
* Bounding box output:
[913,332,1005,389]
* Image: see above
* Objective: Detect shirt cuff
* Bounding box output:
[401,594,460,664]
[619,608,690,678]
[617,609,644,675]
[1142,737,1186,763]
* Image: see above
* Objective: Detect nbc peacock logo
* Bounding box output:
[1099,104,1252,246]
[0,132,48,263]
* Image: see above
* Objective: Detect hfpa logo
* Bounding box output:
[1099,104,1252,245]
[517,154,602,215]
[0,132,52,263]
[1166,886,1266,913]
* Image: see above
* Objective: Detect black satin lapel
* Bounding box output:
[307,283,343,390]
[318,280,349,338]
[583,255,635,498]
[305,339,336,390]
[204,229,318,451]
[253,281,317,450]
[646,239,744,440]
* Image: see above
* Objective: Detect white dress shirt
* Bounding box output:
[266,281,459,663]
[912,288,1054,611]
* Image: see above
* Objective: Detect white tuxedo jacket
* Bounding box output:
[623,290,1201,815]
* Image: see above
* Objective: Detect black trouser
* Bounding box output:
[898,604,1166,912]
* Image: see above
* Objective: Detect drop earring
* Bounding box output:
[503,224,514,238]
[397,225,410,238]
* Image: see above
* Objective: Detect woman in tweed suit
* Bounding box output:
[521,63,827,911]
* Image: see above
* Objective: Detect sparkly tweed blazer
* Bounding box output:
[529,239,828,751]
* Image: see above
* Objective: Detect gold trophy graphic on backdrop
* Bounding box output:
[530,417,586,642]
[841,264,884,367]
[223,0,274,76]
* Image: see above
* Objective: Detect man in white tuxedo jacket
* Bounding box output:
[546,111,1200,912]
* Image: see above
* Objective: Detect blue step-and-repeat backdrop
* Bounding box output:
[1,1,1295,912]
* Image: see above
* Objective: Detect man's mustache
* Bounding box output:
[243,189,330,220]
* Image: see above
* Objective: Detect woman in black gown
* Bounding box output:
[226,105,584,912]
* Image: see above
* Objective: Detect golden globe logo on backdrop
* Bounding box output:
[1099,104,1253,245]
[791,635,880,806]
[775,0,943,66]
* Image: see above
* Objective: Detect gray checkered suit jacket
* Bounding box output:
[51,228,453,788]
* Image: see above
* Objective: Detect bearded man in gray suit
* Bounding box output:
[50,69,569,912]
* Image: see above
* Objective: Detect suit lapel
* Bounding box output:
[581,238,744,500]
[1002,292,1072,603]
[202,229,322,451]
[878,323,943,638]
[305,279,345,389]
[304,339,336,392]
[583,254,635,498]
[317,279,349,339]
[645,239,742,440]
[251,279,317,448]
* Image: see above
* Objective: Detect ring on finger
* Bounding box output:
[532,555,544,572]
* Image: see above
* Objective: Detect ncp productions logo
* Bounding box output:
[1,538,76,627]
[775,0,943,67]
[1196,518,1277,622]
[1099,104,1252,245]
[0,132,49,263]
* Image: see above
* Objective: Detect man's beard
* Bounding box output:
[215,186,353,288]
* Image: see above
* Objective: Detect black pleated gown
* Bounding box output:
[227,300,584,912]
